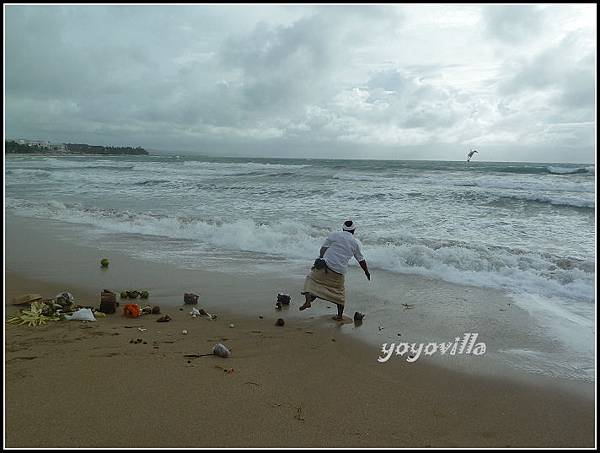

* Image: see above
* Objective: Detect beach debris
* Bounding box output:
[141,305,153,315]
[402,303,415,310]
[157,315,171,323]
[182,329,188,335]
[295,405,305,422]
[184,293,199,305]
[277,293,291,305]
[137,327,147,332]
[7,301,61,326]
[123,304,141,318]
[275,318,285,327]
[275,301,282,310]
[120,291,128,299]
[151,306,161,315]
[12,294,43,305]
[190,307,216,320]
[229,323,235,328]
[130,338,143,344]
[93,311,107,318]
[213,343,231,358]
[99,290,117,314]
[100,258,110,268]
[140,290,149,299]
[126,290,140,299]
[259,315,263,319]
[64,308,97,322]
[353,311,365,322]
[55,292,75,308]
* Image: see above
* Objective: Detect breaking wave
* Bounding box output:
[6,198,595,304]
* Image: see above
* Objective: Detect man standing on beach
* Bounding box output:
[300,220,370,321]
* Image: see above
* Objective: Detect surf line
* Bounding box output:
[378,333,487,363]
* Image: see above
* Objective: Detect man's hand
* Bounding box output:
[359,260,370,281]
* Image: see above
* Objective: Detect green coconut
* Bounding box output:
[140,290,149,299]
[100,258,110,268]
[120,291,128,299]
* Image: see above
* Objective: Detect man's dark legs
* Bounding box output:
[333,303,344,321]
[299,293,316,311]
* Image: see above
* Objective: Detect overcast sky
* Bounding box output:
[4,4,596,162]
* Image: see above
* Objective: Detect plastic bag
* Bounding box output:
[64,308,96,322]
[213,343,231,358]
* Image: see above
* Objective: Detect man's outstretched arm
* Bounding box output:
[359,260,370,280]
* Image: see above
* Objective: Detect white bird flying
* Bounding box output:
[467,149,478,162]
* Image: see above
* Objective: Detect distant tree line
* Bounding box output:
[5,141,41,153]
[5,140,148,155]
[64,143,148,155]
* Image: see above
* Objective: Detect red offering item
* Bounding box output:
[123,303,141,318]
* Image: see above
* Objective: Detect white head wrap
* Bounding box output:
[342,220,356,231]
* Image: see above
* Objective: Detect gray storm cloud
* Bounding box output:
[4,4,596,162]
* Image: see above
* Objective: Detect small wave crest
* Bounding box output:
[6,198,595,304]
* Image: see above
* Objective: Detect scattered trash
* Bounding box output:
[275,318,285,327]
[123,304,141,318]
[258,315,263,319]
[277,293,291,305]
[157,315,171,323]
[130,338,143,344]
[126,290,140,299]
[229,323,235,328]
[99,290,117,314]
[141,306,153,315]
[137,327,147,332]
[353,312,365,322]
[402,303,415,310]
[190,307,216,319]
[7,301,61,326]
[182,329,188,335]
[140,290,149,299]
[151,306,161,315]
[213,343,231,358]
[64,308,96,322]
[184,293,199,305]
[275,301,282,310]
[55,292,75,308]
[12,294,43,306]
[94,311,107,318]
[100,258,110,268]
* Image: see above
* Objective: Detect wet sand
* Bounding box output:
[4,269,596,448]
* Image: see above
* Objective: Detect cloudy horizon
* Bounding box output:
[4,4,597,163]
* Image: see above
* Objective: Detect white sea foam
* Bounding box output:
[6,198,595,305]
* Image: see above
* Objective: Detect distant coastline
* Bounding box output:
[5,140,148,156]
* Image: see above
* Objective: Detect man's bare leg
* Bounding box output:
[332,303,344,321]
[299,294,316,311]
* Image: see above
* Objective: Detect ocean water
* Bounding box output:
[4,154,596,381]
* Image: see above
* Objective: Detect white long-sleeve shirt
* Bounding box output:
[321,231,365,274]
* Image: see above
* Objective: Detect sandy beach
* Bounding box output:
[5,265,596,448]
